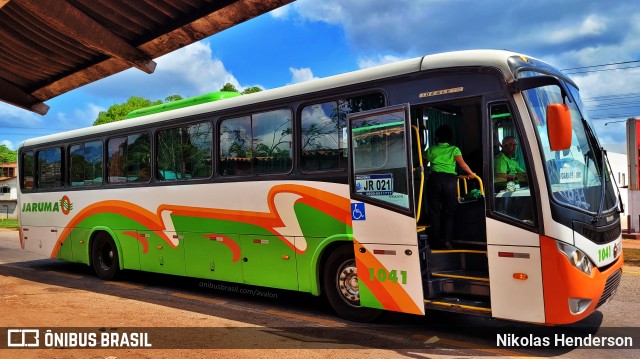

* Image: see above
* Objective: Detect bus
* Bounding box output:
[17,50,623,324]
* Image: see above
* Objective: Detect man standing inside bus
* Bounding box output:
[425,125,475,250]
[494,136,527,191]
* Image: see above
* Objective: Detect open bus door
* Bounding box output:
[346,104,425,315]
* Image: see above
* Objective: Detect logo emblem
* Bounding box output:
[60,196,73,215]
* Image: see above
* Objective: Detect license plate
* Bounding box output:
[355,174,393,196]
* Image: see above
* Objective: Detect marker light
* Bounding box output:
[557,241,593,276]
[513,273,528,280]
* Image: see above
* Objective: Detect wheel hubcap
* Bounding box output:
[336,259,359,305]
[99,243,113,270]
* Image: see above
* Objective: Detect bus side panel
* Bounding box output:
[57,227,73,261]
[138,230,186,276]
[67,227,90,264]
[293,201,354,294]
[183,231,243,283]
[21,225,57,258]
[486,219,544,323]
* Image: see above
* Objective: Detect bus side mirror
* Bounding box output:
[547,103,572,151]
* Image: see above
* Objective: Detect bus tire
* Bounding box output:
[323,245,382,322]
[91,232,120,280]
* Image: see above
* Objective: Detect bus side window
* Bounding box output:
[157,122,212,181]
[36,147,64,189]
[20,151,35,191]
[300,93,385,172]
[107,132,150,184]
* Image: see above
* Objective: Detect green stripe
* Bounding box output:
[352,121,404,133]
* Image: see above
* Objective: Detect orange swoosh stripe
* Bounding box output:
[53,200,172,258]
[354,240,422,315]
[203,233,241,262]
[53,185,351,258]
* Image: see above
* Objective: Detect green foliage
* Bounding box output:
[164,95,183,102]
[0,144,17,163]
[220,83,239,92]
[219,82,262,94]
[242,86,262,94]
[94,96,162,126]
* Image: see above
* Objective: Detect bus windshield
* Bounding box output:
[520,72,617,215]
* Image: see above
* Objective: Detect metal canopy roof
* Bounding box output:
[0,0,292,115]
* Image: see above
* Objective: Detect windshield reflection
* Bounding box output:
[520,73,616,214]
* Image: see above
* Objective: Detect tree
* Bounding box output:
[242,86,262,94]
[220,83,239,93]
[219,83,262,95]
[0,144,17,163]
[93,95,183,126]
[164,95,183,102]
[93,96,162,126]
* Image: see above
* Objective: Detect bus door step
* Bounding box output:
[424,296,491,315]
[427,250,488,274]
[425,270,490,298]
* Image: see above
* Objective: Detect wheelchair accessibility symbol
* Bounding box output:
[351,203,366,221]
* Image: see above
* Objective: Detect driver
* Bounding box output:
[495,136,527,190]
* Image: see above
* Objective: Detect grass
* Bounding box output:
[0,218,19,229]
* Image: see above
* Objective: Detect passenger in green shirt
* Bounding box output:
[494,136,527,190]
[425,125,475,250]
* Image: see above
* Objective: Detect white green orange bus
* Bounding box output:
[17,50,623,324]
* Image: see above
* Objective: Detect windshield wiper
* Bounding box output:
[593,147,606,223]
[604,148,625,214]
[580,117,606,223]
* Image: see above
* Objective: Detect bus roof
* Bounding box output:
[20,50,536,149]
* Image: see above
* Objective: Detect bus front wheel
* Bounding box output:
[323,245,382,322]
[91,233,120,280]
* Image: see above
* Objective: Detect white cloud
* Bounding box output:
[1,140,14,150]
[0,102,44,129]
[544,15,607,45]
[288,67,319,84]
[55,103,105,130]
[269,3,291,19]
[83,42,242,101]
[357,55,407,69]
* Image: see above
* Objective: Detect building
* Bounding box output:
[607,152,629,230]
[0,162,17,219]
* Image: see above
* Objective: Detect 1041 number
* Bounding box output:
[368,268,407,284]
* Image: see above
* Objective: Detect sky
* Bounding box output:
[2,0,640,154]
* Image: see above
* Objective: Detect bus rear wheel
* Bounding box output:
[323,245,382,322]
[91,232,120,280]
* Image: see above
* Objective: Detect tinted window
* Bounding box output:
[37,147,63,189]
[20,151,34,191]
[107,133,150,183]
[220,109,292,175]
[157,122,213,181]
[69,140,103,187]
[301,93,384,171]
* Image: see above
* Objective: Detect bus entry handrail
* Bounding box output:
[456,174,484,202]
[412,125,424,223]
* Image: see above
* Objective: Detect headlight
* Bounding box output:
[557,241,593,276]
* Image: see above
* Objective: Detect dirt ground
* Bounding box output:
[0,228,446,359]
